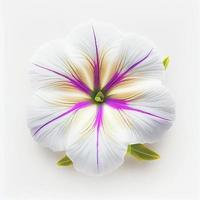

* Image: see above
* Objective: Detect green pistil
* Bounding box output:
[94,91,105,103]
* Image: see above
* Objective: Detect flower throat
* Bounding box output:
[93,90,105,103]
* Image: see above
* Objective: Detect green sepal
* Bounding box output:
[127,144,160,160]
[57,155,72,166]
[163,56,170,70]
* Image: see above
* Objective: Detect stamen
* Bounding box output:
[94,91,105,103]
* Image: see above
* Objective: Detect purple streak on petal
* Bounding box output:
[106,98,169,121]
[94,105,103,167]
[106,98,128,105]
[103,72,121,92]
[92,26,100,89]
[104,49,153,91]
[33,101,91,136]
[121,49,153,77]
[33,63,91,95]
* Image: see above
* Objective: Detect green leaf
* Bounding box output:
[57,155,72,166]
[127,144,160,160]
[163,56,170,70]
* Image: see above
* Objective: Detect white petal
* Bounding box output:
[30,39,93,93]
[65,105,131,176]
[103,34,164,91]
[67,20,122,61]
[107,80,175,143]
[34,82,90,107]
[28,92,91,151]
[66,21,123,88]
[117,34,163,79]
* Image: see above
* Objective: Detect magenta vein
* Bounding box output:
[92,26,100,89]
[94,105,103,167]
[34,63,91,94]
[33,101,91,136]
[106,98,169,121]
[104,49,153,91]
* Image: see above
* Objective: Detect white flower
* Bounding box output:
[28,21,175,176]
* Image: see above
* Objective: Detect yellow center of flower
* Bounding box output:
[94,91,105,103]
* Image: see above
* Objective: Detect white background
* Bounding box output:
[0,0,199,200]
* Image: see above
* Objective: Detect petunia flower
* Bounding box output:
[28,21,175,175]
